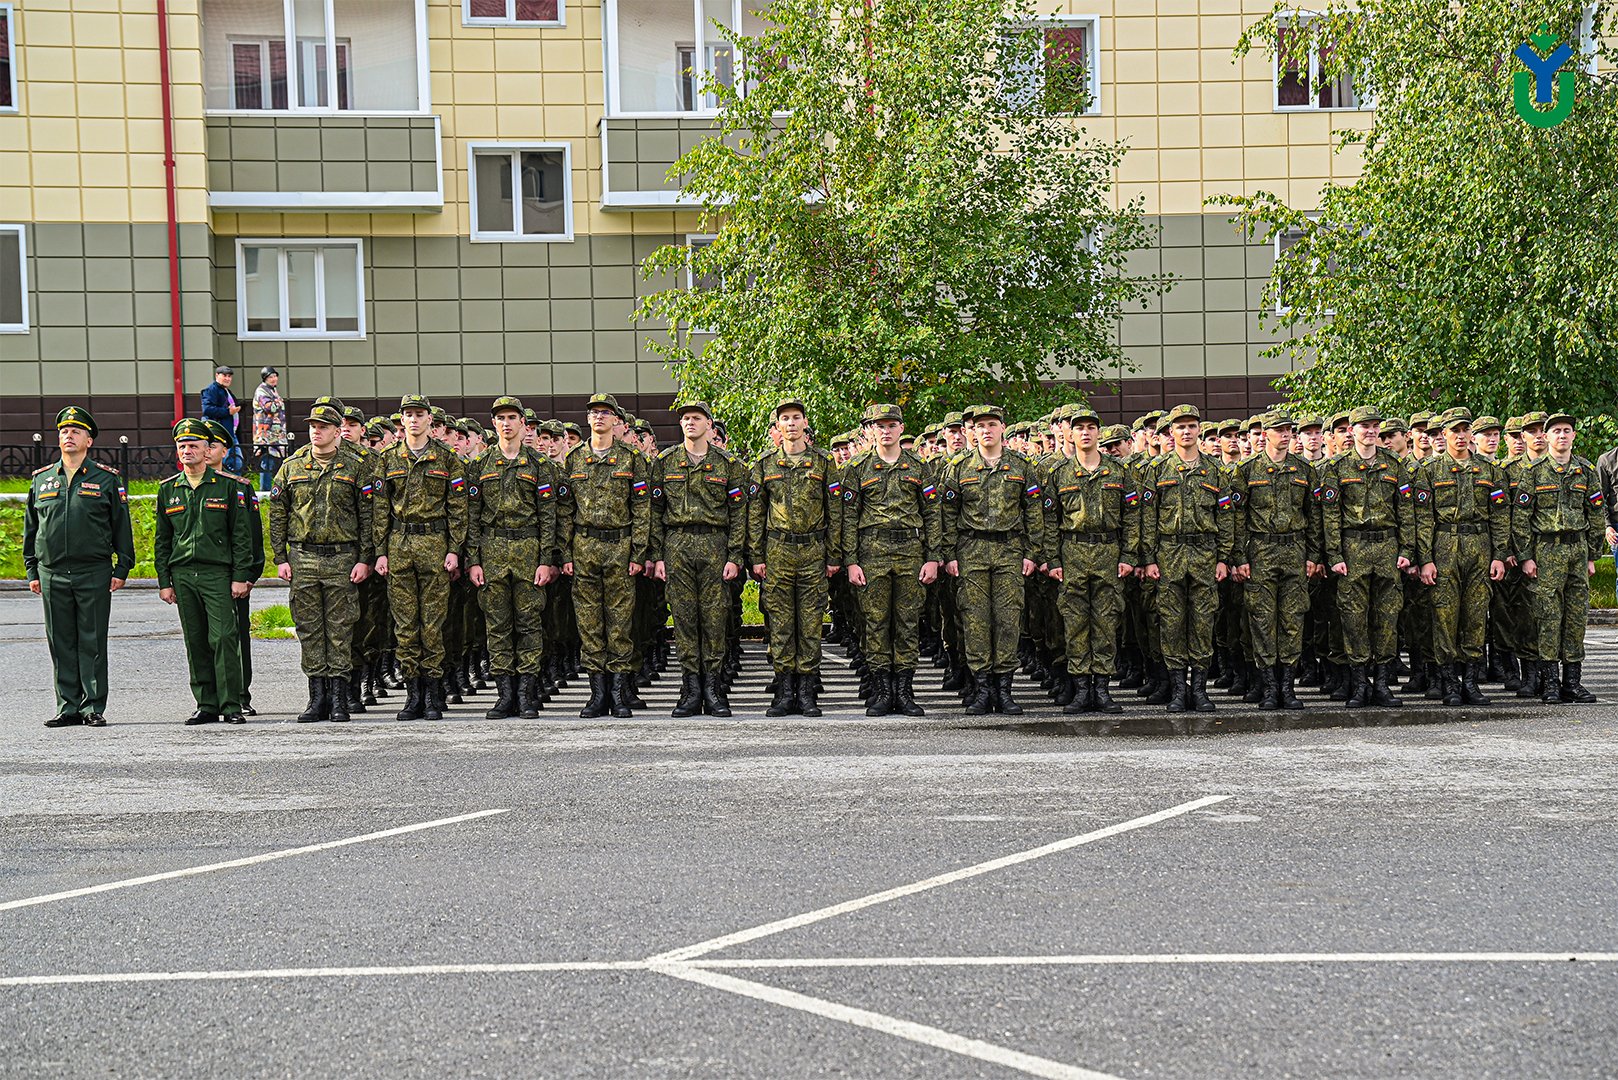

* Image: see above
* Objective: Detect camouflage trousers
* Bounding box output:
[1243,534,1309,666]
[1490,565,1527,655]
[664,527,731,673]
[572,532,637,674]
[1336,533,1403,665]
[354,574,391,664]
[956,535,1025,674]
[1429,529,1492,664]
[1155,537,1219,668]
[1056,535,1123,675]
[288,542,361,676]
[1401,573,1433,664]
[853,536,924,670]
[761,534,828,675]
[1526,537,1590,662]
[385,532,452,678]
[477,537,547,675]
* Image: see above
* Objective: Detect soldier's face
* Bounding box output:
[679,411,712,442]
[176,440,206,467]
[974,418,1004,450]
[1302,428,1324,453]
[1219,434,1238,456]
[1201,435,1220,455]
[1476,430,1501,455]
[1386,432,1408,455]
[341,420,364,443]
[945,426,966,451]
[588,408,617,435]
[776,408,806,442]
[1507,434,1526,456]
[872,420,901,448]
[58,427,89,454]
[1332,424,1351,450]
[1073,421,1098,451]
[1524,425,1548,454]
[1412,429,1432,452]
[1354,421,1380,449]
[401,408,431,440]
[1171,420,1199,450]
[207,443,226,467]
[1445,424,1473,455]
[493,410,524,443]
[1548,422,1575,454]
[1266,425,1292,453]
[309,421,339,451]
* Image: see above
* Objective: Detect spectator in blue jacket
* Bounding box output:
[200,365,244,473]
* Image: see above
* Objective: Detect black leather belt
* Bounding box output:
[1344,527,1393,541]
[1247,530,1303,541]
[577,525,629,542]
[1170,531,1218,542]
[1060,530,1120,543]
[397,520,446,536]
[491,526,539,539]
[669,523,726,535]
[958,528,1012,542]
[768,528,825,544]
[294,541,357,556]
[861,526,921,541]
[1434,522,1486,535]
[1537,529,1585,543]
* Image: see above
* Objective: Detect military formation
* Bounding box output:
[20,396,1615,734]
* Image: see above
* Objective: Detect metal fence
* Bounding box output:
[1,442,178,480]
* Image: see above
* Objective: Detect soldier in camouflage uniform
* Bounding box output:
[1319,405,1418,712]
[269,403,374,723]
[562,392,652,718]
[468,396,561,720]
[1137,404,1237,728]
[1042,406,1138,726]
[1512,412,1605,704]
[1230,412,1318,715]
[649,401,748,717]
[839,403,943,717]
[940,404,1044,716]
[337,406,390,709]
[748,397,843,717]
[1410,408,1510,706]
[373,394,469,722]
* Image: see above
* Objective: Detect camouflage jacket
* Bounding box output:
[561,441,652,564]
[373,437,469,552]
[939,449,1045,563]
[1041,454,1140,569]
[467,445,563,568]
[650,443,748,566]
[1411,451,1510,565]
[1510,454,1607,563]
[1136,451,1238,566]
[268,445,375,565]
[838,448,943,564]
[746,445,843,567]
[1317,447,1416,567]
[1230,451,1321,562]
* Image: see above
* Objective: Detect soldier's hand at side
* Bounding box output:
[277,562,293,582]
[1521,559,1537,578]
[825,565,840,579]
[1118,562,1133,579]
[109,578,125,593]
[1606,526,1617,549]
[375,556,389,576]
[444,553,459,574]
[723,561,739,582]
[536,566,556,587]
[1488,560,1505,582]
[1049,567,1064,583]
[1235,563,1251,583]
[918,561,939,585]
[563,561,575,576]
[1331,562,1348,576]
[1396,556,1411,572]
[1589,560,1598,577]
[469,565,485,587]
[752,563,766,579]
[651,561,667,581]
[945,560,959,577]
[1144,563,1160,581]
[28,580,41,595]
[629,562,643,576]
[1021,559,1035,577]
[351,563,370,584]
[1215,562,1228,583]
[231,581,251,599]
[159,587,176,605]
[847,565,866,587]
[1420,563,1438,586]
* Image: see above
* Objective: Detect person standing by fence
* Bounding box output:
[253,366,288,491]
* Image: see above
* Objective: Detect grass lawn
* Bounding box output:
[250,604,296,639]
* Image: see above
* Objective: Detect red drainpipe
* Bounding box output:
[156,0,185,424]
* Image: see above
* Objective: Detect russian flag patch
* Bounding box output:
[1490,488,1506,504]
[827,481,841,494]
[1025,483,1041,496]
[449,477,466,489]
[922,483,937,497]
[1398,483,1411,496]
[537,483,552,493]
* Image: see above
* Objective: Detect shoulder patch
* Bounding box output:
[32,464,52,476]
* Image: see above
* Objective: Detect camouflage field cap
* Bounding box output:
[633,418,653,435]
[1472,415,1503,433]
[341,406,366,424]
[1438,407,1474,430]
[1142,409,1166,428]
[1504,415,1524,434]
[1245,415,1264,431]
[312,395,346,411]
[830,433,852,449]
[1067,404,1100,426]
[201,419,233,445]
[56,406,97,438]
[1519,410,1550,429]
[539,420,565,437]
[172,418,209,442]
[1545,411,1577,429]
[862,403,903,424]
[1099,424,1130,447]
[586,392,625,419]
[1379,416,1408,435]
[1409,411,1433,430]
[490,395,525,416]
[1327,410,1352,430]
[1348,405,1384,426]
[305,404,343,427]
[522,408,541,425]
[1217,417,1242,436]
[964,404,1005,424]
[942,411,966,429]
[1162,403,1201,426]
[772,396,808,418]
[1295,413,1325,431]
[1199,421,1217,438]
[399,393,431,412]
[560,422,582,437]
[673,400,713,420]
[1263,411,1298,430]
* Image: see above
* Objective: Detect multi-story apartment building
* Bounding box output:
[0,0,1376,445]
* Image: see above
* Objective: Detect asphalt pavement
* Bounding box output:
[2,589,1615,1079]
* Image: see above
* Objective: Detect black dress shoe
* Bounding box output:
[44,713,83,728]
[184,711,219,726]
[241,705,258,716]
[84,713,107,727]
[222,714,247,725]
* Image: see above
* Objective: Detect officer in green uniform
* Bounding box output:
[156,418,256,725]
[1319,405,1417,711]
[649,400,748,717]
[1512,412,1605,704]
[269,403,375,723]
[373,394,468,722]
[23,407,135,728]
[839,403,943,717]
[562,392,652,718]
[1136,404,1237,727]
[1042,405,1138,724]
[1230,412,1319,714]
[748,397,844,717]
[202,418,263,716]
[468,396,562,720]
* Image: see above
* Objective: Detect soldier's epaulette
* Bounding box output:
[98,462,121,476]
[657,444,681,461]
[32,463,53,476]
[216,470,246,483]
[161,472,183,483]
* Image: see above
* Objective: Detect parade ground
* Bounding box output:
[2,590,1616,1079]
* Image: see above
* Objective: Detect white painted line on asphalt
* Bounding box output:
[650,794,1232,962]
[656,963,1122,1080]
[0,808,511,913]
[689,951,1618,970]
[0,960,646,988]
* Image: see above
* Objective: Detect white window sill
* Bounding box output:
[464,17,564,27]
[470,232,575,243]
[239,332,367,342]
[204,109,434,118]
[0,325,29,334]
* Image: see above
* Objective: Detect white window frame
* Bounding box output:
[235,238,366,340]
[1005,14,1102,117]
[605,0,763,118]
[1273,215,1335,317]
[0,223,27,333]
[467,141,575,243]
[1273,10,1371,113]
[1579,2,1601,73]
[0,3,18,115]
[685,232,718,333]
[462,0,565,29]
[205,0,431,116]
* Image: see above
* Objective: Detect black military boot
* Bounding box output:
[1560,662,1597,704]
[609,673,634,718]
[1517,658,1541,698]
[893,670,925,717]
[1241,663,1265,704]
[1165,668,1189,714]
[1212,648,1234,689]
[1137,658,1161,698]
[1226,656,1248,698]
[381,655,405,691]
[484,675,517,719]
[1321,660,1343,698]
[1541,661,1565,705]
[1501,651,1522,692]
[394,677,424,721]
[346,670,366,714]
[865,670,893,717]
[456,656,475,697]
[442,673,462,706]
[702,669,733,717]
[1092,675,1123,716]
[1145,661,1173,706]
[1439,664,1463,707]
[1118,650,1145,690]
[796,672,823,717]
[1257,664,1281,711]
[1423,662,1443,700]
[1064,675,1093,715]
[1052,671,1076,706]
[624,675,648,711]
[579,672,609,719]
[422,677,445,721]
[1403,651,1428,694]
[296,676,328,723]
[1277,663,1304,711]
[1461,662,1492,706]
[994,672,1023,716]
[963,672,994,715]
[672,672,702,718]
[328,677,350,723]
[1189,668,1216,714]
[1371,663,1402,708]
[1485,646,1504,683]
[766,672,794,717]
[518,674,542,718]
[1344,665,1369,709]
[362,663,380,705]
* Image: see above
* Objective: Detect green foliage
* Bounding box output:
[1211,0,1618,419]
[250,604,295,638]
[635,0,1165,451]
